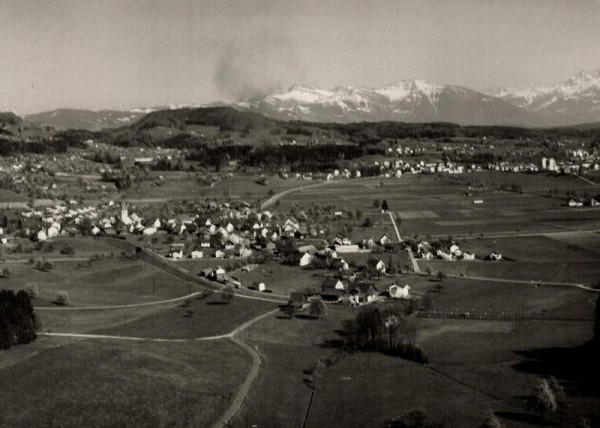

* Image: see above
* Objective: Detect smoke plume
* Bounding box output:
[214,32,306,100]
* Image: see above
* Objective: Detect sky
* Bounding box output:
[1,0,600,113]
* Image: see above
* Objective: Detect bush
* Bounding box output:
[55,290,70,306]
[25,283,38,298]
[60,244,75,257]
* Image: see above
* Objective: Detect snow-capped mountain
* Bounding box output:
[231,80,538,126]
[489,70,600,125]
[23,104,205,131]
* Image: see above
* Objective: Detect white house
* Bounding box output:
[258,282,266,292]
[168,249,183,260]
[142,227,157,236]
[299,252,313,267]
[379,234,391,246]
[215,249,225,259]
[36,229,48,242]
[388,284,410,299]
[190,250,204,259]
[375,260,386,273]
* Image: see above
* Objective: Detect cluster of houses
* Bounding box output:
[289,278,411,308]
[413,240,502,262]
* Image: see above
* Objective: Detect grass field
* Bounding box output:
[278,174,600,238]
[96,292,277,339]
[0,338,250,427]
[236,263,324,295]
[233,307,352,428]
[0,258,197,307]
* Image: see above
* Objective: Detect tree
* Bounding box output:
[528,379,557,419]
[55,290,70,306]
[373,199,380,208]
[282,304,296,319]
[222,286,235,304]
[60,244,75,257]
[363,217,373,227]
[309,299,325,319]
[381,200,389,211]
[436,270,447,282]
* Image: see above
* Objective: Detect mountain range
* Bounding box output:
[13,69,600,130]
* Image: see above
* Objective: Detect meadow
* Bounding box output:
[0,338,250,427]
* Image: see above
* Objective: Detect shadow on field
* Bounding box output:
[206,301,228,306]
[513,342,600,397]
[495,411,549,426]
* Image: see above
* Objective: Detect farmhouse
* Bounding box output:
[388,284,410,300]
[348,283,378,304]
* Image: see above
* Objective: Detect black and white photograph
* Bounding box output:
[1,1,599,426]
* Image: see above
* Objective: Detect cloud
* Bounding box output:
[214,32,306,99]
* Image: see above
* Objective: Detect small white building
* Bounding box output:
[299,252,313,267]
[388,284,410,299]
[190,250,204,259]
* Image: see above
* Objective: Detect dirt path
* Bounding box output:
[212,308,278,428]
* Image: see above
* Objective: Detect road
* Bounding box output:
[386,211,421,273]
[260,180,332,209]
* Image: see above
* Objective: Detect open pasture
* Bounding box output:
[0,338,249,427]
[236,262,324,295]
[0,257,196,307]
[96,292,276,339]
[280,174,600,238]
[417,276,596,319]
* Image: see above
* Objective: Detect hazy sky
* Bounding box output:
[2,0,600,113]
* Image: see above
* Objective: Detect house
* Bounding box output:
[568,198,583,207]
[239,247,253,258]
[299,252,313,267]
[379,233,391,246]
[36,229,48,242]
[168,249,183,260]
[190,250,204,259]
[208,266,227,282]
[322,278,346,291]
[589,198,600,207]
[388,284,410,300]
[375,260,386,273]
[320,285,343,302]
[462,252,475,261]
[488,251,502,261]
[258,282,266,292]
[348,283,378,304]
[142,227,157,236]
[215,249,225,259]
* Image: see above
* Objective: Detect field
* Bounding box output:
[96,293,276,339]
[0,258,196,307]
[0,338,250,427]
[232,273,598,427]
[235,262,324,295]
[278,174,600,238]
